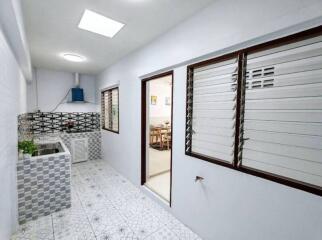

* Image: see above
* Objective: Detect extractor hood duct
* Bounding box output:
[71,72,84,102]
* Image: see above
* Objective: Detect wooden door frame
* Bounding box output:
[141,70,174,206]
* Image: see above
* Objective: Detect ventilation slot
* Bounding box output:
[251,80,262,89]
[263,67,275,76]
[71,138,88,163]
[263,79,274,88]
[252,69,262,78]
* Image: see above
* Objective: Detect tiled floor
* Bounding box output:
[146,171,170,201]
[11,160,201,240]
[148,148,170,176]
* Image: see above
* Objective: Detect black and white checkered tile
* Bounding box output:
[17,154,71,224]
[18,112,100,135]
[60,131,101,161]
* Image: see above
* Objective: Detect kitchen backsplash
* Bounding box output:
[18,112,100,139]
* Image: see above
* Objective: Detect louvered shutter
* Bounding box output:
[242,35,322,187]
[187,56,238,163]
[103,91,111,129]
[101,87,119,132]
[111,88,119,132]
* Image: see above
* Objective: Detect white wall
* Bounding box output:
[0,0,32,81]
[0,26,27,239]
[27,68,98,112]
[96,0,322,239]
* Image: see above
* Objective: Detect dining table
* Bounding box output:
[150,125,171,150]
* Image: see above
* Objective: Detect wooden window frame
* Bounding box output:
[185,25,322,196]
[101,86,119,134]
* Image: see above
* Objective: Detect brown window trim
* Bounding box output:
[185,25,322,196]
[102,128,119,134]
[101,86,120,134]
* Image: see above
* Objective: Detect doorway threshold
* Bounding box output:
[142,184,170,207]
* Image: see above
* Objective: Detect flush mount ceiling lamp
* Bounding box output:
[61,53,86,62]
[78,9,125,38]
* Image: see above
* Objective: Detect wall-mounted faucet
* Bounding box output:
[195,176,204,182]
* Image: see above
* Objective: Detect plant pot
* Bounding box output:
[18,150,24,160]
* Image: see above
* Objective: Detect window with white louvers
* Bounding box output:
[186,56,238,164]
[241,35,322,188]
[101,87,119,133]
[185,26,322,195]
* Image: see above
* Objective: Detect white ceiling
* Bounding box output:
[21,0,215,75]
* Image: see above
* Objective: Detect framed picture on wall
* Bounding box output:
[165,97,171,105]
[151,96,157,105]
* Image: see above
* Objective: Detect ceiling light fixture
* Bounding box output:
[78,9,125,38]
[61,53,86,62]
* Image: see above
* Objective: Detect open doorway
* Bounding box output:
[141,71,173,204]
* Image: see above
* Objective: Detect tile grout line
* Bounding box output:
[51,214,55,240]
[73,166,98,240]
[142,227,165,240]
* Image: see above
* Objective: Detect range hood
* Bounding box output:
[71,73,84,102]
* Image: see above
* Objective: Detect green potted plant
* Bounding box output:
[18,140,37,159]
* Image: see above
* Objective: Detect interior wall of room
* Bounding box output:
[96,0,322,239]
[0,0,32,81]
[27,68,98,113]
[0,26,27,239]
[148,77,172,126]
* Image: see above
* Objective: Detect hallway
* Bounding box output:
[11,160,200,240]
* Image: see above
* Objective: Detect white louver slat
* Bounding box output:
[104,91,111,129]
[242,36,322,187]
[111,88,119,132]
[190,57,238,163]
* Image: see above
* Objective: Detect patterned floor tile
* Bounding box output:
[145,227,179,240]
[11,214,54,240]
[170,221,200,240]
[11,160,202,240]
[52,201,95,240]
[95,227,139,240]
[124,211,163,239]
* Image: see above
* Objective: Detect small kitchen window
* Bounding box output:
[101,87,119,133]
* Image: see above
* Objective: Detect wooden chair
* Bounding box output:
[150,126,160,146]
[161,128,172,150]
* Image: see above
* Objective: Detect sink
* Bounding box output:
[32,142,65,156]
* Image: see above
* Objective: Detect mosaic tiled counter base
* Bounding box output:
[60,131,101,161]
[17,149,71,224]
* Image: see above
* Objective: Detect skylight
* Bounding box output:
[78,10,125,38]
